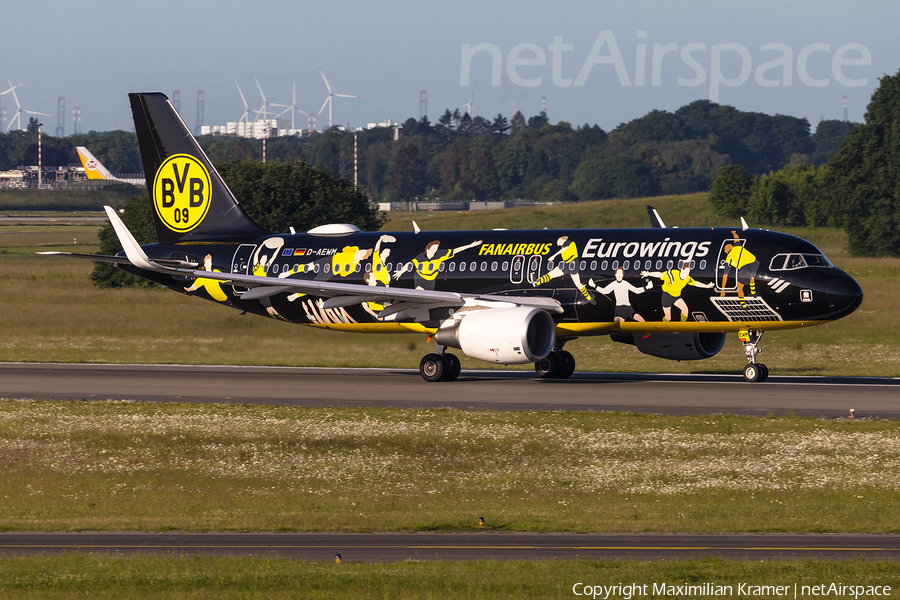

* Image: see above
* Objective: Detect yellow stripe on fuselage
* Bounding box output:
[305,320,829,336]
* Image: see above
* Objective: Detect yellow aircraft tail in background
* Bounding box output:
[76,146,145,186]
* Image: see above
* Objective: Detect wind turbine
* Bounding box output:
[234,81,251,135]
[0,82,21,98]
[253,77,279,122]
[459,80,479,116]
[0,83,20,131]
[5,82,49,131]
[271,79,312,132]
[316,65,364,129]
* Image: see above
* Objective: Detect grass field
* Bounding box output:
[2,400,899,534]
[0,187,136,212]
[2,554,898,599]
[1,193,898,376]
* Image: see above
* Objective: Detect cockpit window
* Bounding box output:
[804,254,831,267]
[769,253,832,271]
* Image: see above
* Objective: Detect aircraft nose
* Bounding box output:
[826,271,863,317]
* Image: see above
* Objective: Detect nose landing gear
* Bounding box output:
[739,329,769,382]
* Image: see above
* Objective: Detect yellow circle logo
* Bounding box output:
[152,154,212,233]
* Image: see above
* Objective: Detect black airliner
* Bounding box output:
[42,93,863,382]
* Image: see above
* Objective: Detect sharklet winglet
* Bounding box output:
[103,206,166,272]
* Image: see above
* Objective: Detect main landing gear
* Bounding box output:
[534,340,576,379]
[419,345,462,382]
[739,329,769,382]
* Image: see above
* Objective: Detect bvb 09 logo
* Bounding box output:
[152,154,212,232]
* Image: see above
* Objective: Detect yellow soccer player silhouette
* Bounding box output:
[642,261,714,322]
[371,234,396,286]
[721,230,759,299]
[362,271,387,320]
[399,238,482,290]
[330,245,372,278]
[534,236,592,302]
[184,254,227,302]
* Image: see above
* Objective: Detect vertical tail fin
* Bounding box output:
[129,92,269,244]
[76,146,115,180]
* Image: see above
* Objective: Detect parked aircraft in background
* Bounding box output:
[76,146,145,187]
[44,94,863,383]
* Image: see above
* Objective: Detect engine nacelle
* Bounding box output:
[612,331,727,361]
[435,306,555,364]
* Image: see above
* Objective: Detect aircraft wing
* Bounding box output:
[40,206,562,317]
[170,267,563,314]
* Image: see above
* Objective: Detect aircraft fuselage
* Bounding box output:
[126,226,862,337]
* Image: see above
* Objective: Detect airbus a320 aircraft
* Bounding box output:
[42,93,863,383]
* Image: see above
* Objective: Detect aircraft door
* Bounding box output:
[526,255,543,285]
[231,244,256,294]
[715,239,745,292]
[509,254,525,284]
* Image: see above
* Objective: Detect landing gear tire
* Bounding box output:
[420,353,445,382]
[442,353,461,382]
[535,352,560,379]
[557,350,576,379]
[743,363,764,382]
[757,363,769,382]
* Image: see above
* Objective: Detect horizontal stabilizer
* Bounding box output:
[36,251,132,265]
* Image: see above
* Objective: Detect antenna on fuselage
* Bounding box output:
[740,216,749,231]
[646,205,666,228]
[412,220,421,234]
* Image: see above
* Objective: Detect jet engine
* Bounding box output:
[435,306,556,364]
[611,331,727,361]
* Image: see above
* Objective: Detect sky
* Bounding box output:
[3,0,898,134]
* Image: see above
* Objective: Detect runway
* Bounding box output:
[2,362,899,417]
[2,532,899,562]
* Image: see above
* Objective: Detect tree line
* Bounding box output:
[708,67,900,257]
[1,101,853,205]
